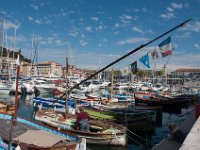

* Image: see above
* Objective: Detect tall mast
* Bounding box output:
[65,57,69,118]
[13,50,21,125]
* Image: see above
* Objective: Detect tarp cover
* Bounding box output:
[13,130,66,147]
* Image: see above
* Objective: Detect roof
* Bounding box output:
[175,68,200,73]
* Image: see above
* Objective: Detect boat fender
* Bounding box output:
[16,144,22,150]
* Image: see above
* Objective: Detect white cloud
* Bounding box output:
[35,19,41,24]
[132,26,145,33]
[91,17,99,21]
[118,37,149,45]
[69,30,79,37]
[194,43,200,49]
[171,3,183,9]
[85,26,92,32]
[181,21,200,33]
[161,3,183,20]
[160,12,175,19]
[30,4,39,10]
[167,3,183,12]
[114,23,120,28]
[80,39,88,47]
[28,16,33,21]
[120,14,132,20]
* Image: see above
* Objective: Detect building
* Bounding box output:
[168,68,200,87]
[33,61,62,77]
[62,65,97,79]
[0,46,31,79]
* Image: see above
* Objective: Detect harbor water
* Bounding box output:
[0,91,197,150]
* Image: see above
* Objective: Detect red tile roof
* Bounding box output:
[175,68,200,72]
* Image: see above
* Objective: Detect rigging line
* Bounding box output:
[59,19,192,99]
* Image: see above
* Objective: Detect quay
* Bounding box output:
[180,113,200,150]
[152,107,196,150]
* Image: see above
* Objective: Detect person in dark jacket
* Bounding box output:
[76,107,90,132]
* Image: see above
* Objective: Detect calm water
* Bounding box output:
[0,92,196,150]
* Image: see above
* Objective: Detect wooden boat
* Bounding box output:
[84,108,155,127]
[135,93,191,106]
[33,97,89,113]
[35,110,127,147]
[0,113,84,150]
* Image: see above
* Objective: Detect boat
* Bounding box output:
[33,97,89,113]
[35,110,127,147]
[0,82,10,95]
[0,113,84,150]
[84,108,155,131]
[135,92,191,106]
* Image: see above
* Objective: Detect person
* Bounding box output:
[76,107,90,132]
[168,123,186,143]
[33,86,40,97]
[33,104,39,118]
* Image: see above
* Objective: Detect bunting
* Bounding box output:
[158,36,173,57]
[130,61,137,74]
[139,53,150,69]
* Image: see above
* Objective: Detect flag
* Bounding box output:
[158,36,173,57]
[121,67,129,76]
[16,54,20,66]
[151,48,159,60]
[139,53,150,68]
[130,61,137,74]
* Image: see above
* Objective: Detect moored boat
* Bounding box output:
[0,113,85,150]
[35,110,127,147]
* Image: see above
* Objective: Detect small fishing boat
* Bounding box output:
[135,92,191,106]
[84,108,155,129]
[0,83,10,95]
[0,113,85,150]
[35,110,127,147]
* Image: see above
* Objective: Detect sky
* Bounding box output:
[0,0,200,72]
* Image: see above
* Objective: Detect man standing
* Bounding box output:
[76,107,90,132]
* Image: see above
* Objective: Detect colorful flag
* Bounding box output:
[158,36,173,57]
[139,53,150,68]
[151,48,159,60]
[130,61,137,74]
[16,54,20,66]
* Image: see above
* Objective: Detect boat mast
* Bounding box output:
[65,57,69,118]
[13,50,20,125]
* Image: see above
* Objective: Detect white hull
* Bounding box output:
[0,89,10,95]
[83,134,126,147]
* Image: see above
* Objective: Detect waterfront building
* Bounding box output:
[168,68,200,88]
[34,61,62,77]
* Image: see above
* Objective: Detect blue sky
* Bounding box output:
[0,0,200,72]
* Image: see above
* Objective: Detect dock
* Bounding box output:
[180,115,200,150]
[152,108,196,150]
